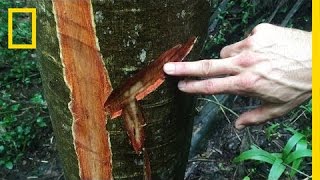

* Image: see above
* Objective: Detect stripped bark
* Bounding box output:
[52,0,113,179]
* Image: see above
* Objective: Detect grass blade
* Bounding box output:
[283,132,304,158]
[234,147,276,165]
[290,140,308,177]
[268,158,286,180]
[284,149,311,164]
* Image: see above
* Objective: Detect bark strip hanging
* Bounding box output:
[105,37,197,119]
[105,37,196,153]
[52,0,113,179]
[105,37,196,179]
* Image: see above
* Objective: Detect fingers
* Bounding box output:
[219,23,275,58]
[234,104,284,129]
[235,93,311,129]
[220,36,253,58]
[177,76,240,94]
[164,59,241,77]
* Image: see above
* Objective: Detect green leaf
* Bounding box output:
[284,127,298,134]
[36,117,47,127]
[17,126,23,134]
[271,153,283,159]
[284,149,312,164]
[300,100,312,113]
[234,146,276,164]
[283,132,304,158]
[31,93,45,105]
[243,176,250,180]
[10,104,20,111]
[268,158,286,180]
[296,140,308,150]
[5,161,13,170]
[290,140,308,177]
[266,123,280,139]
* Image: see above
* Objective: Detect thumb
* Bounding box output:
[235,104,283,129]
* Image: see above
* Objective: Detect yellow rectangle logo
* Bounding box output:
[8,8,36,49]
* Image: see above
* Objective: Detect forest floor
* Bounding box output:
[0,96,311,180]
[185,96,312,180]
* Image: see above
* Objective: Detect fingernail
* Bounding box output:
[178,81,186,90]
[235,124,245,130]
[163,63,175,74]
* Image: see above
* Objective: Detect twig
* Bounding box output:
[185,162,199,179]
[212,95,231,123]
[282,162,311,178]
[188,158,215,163]
[233,128,242,141]
[202,95,243,143]
[272,139,283,150]
[281,0,305,27]
[268,0,288,23]
[290,110,305,124]
[200,0,229,55]
[58,173,64,180]
[208,0,229,35]
[302,177,311,180]
[189,95,230,158]
[199,97,239,118]
[232,105,259,111]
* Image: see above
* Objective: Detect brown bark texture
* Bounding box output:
[36,0,210,179]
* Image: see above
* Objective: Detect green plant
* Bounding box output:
[0,1,50,170]
[234,130,311,180]
[300,99,312,115]
[265,123,280,140]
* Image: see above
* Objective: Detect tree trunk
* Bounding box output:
[36,0,210,179]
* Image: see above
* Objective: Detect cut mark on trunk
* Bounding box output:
[105,37,197,179]
[52,0,113,179]
[143,149,152,180]
[122,100,146,153]
[105,37,197,119]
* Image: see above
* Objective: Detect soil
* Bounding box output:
[0,96,311,180]
[0,135,63,180]
[185,96,312,180]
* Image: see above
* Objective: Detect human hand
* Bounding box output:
[163,23,312,129]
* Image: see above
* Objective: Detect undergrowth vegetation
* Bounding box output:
[234,128,312,180]
[0,1,50,170]
[199,0,312,179]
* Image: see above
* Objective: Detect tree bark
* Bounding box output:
[36,0,210,179]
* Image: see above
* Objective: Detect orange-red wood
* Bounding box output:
[122,100,146,153]
[52,0,113,179]
[104,38,196,179]
[105,37,197,119]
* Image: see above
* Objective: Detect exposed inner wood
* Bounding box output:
[52,0,113,179]
[143,149,152,180]
[105,37,196,179]
[105,37,197,119]
[122,100,146,154]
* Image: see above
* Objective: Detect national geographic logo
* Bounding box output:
[8,8,36,49]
